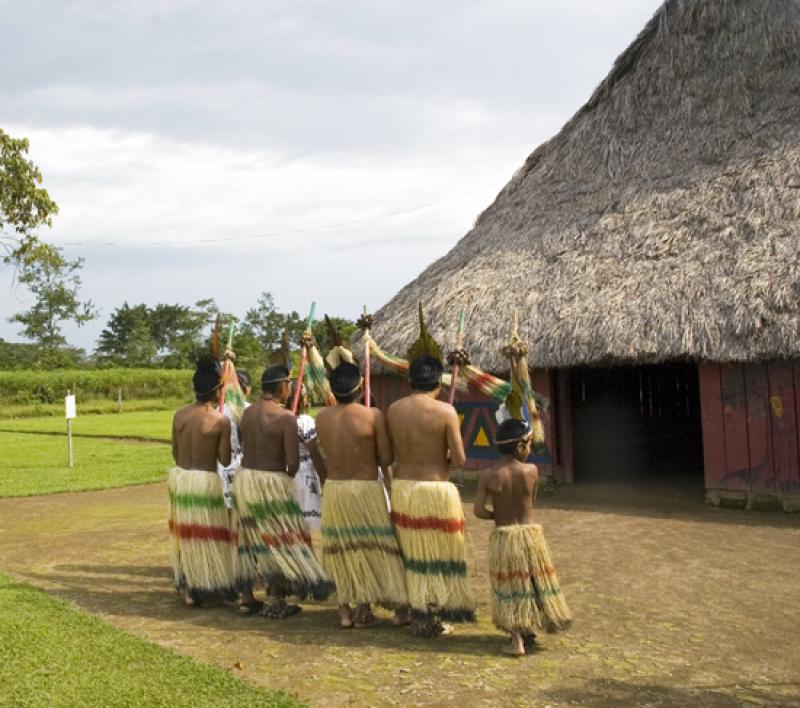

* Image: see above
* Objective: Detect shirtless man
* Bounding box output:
[169,356,234,606]
[233,365,332,618]
[386,355,475,636]
[474,418,571,655]
[316,362,409,628]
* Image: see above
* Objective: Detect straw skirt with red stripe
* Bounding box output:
[168,467,237,601]
[489,523,571,634]
[390,479,475,622]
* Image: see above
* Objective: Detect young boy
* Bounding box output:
[474,418,571,655]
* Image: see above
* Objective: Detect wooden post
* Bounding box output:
[65,389,76,468]
[117,386,123,413]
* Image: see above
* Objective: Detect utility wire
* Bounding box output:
[54,190,482,249]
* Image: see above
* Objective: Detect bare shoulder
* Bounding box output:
[370,406,386,424]
[315,406,331,425]
[436,399,458,417]
[173,403,194,421]
[386,398,405,421]
[523,462,539,481]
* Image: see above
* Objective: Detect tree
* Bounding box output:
[0,128,58,248]
[241,292,286,352]
[96,302,157,367]
[7,238,97,368]
[311,315,358,353]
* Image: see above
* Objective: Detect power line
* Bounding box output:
[54,190,482,249]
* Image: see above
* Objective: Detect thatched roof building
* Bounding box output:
[365,0,800,372]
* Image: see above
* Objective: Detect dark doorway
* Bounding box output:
[570,364,704,483]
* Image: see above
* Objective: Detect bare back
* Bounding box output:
[316,403,392,481]
[387,392,466,481]
[172,402,231,472]
[240,398,300,475]
[475,459,538,527]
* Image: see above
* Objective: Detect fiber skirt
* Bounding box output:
[390,479,475,622]
[232,467,333,600]
[489,523,571,634]
[321,479,408,608]
[167,467,237,600]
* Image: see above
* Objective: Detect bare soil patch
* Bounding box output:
[0,481,798,707]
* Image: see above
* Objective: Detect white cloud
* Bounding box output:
[0,0,663,349]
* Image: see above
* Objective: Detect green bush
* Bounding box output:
[0,369,194,405]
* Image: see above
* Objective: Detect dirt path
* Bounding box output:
[0,482,799,707]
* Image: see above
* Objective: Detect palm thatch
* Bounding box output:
[360,0,800,372]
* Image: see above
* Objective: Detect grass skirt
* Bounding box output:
[390,479,475,622]
[232,468,333,600]
[321,479,408,608]
[489,524,571,634]
[168,467,237,601]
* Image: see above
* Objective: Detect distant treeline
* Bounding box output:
[1,291,356,372]
[0,369,194,405]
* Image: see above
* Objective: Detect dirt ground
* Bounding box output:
[1,480,799,707]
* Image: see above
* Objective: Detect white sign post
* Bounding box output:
[65,391,76,467]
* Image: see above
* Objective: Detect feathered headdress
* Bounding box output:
[406,303,443,364]
[324,314,357,370]
[268,329,291,371]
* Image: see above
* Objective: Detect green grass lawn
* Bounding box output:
[1,397,187,422]
[0,572,303,708]
[0,405,322,442]
[0,409,175,442]
[0,431,173,498]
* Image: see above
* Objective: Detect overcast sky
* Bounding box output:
[1,0,660,350]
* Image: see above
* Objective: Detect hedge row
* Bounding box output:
[0,369,195,404]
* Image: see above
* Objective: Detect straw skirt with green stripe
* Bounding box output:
[232,467,333,600]
[489,523,571,634]
[390,479,475,622]
[321,479,408,608]
[168,467,237,601]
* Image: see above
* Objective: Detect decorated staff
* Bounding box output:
[356,307,373,407]
[447,309,467,406]
[501,310,545,444]
[217,320,247,423]
[291,302,316,415]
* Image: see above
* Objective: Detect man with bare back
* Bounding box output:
[474,418,571,655]
[315,362,409,628]
[232,364,332,618]
[386,354,476,637]
[169,356,235,606]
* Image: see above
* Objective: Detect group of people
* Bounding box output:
[169,353,571,655]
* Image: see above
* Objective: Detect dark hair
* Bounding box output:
[236,370,252,390]
[330,362,362,404]
[193,355,220,402]
[409,355,443,392]
[495,418,530,456]
[261,365,290,394]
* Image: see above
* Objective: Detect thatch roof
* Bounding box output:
[361,0,800,371]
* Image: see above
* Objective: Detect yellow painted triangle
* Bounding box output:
[474,426,490,447]
[458,414,465,426]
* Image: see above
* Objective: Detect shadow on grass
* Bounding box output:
[14,564,508,657]
[540,677,800,707]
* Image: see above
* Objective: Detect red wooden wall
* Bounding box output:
[699,360,800,495]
